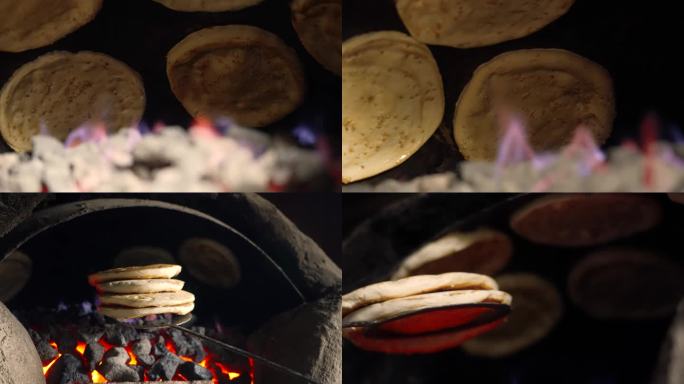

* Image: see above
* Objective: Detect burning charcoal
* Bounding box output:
[189,337,206,363]
[78,326,105,344]
[170,328,193,356]
[84,342,105,371]
[148,353,182,380]
[178,361,213,380]
[46,354,90,384]
[153,335,170,356]
[132,338,152,356]
[52,328,78,354]
[28,329,58,363]
[232,374,251,384]
[98,360,140,382]
[102,346,130,365]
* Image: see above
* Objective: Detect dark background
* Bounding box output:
[0,0,341,157]
[343,193,684,384]
[343,0,684,183]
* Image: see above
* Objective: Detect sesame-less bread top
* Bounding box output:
[87,264,182,285]
[166,25,306,128]
[395,0,574,48]
[291,0,341,75]
[152,0,263,12]
[342,272,498,317]
[0,51,145,152]
[454,49,614,161]
[0,0,102,52]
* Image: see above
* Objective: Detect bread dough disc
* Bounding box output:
[114,246,175,267]
[291,0,341,75]
[342,31,445,183]
[454,49,614,160]
[463,273,563,358]
[178,238,241,289]
[0,0,102,52]
[166,25,306,127]
[392,228,512,279]
[88,264,182,285]
[99,290,195,308]
[95,279,185,294]
[395,0,574,48]
[510,194,661,247]
[342,272,498,316]
[0,251,32,303]
[98,302,195,320]
[151,0,263,12]
[568,248,684,320]
[0,51,145,153]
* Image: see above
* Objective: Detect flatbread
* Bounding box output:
[178,238,241,289]
[454,49,615,161]
[568,248,684,319]
[99,290,195,308]
[98,302,195,320]
[114,246,175,267]
[342,31,444,183]
[343,289,511,326]
[342,272,498,316]
[0,51,145,153]
[151,0,263,12]
[392,228,512,279]
[95,279,185,294]
[463,274,562,358]
[0,0,102,52]
[166,25,306,127]
[395,0,575,48]
[291,0,341,75]
[0,251,32,303]
[88,264,182,285]
[510,194,661,247]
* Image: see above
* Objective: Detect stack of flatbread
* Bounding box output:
[88,264,195,320]
[342,273,511,354]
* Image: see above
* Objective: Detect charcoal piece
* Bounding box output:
[154,335,170,356]
[46,354,90,384]
[29,329,58,363]
[148,353,182,380]
[178,361,214,380]
[98,360,140,382]
[102,346,130,365]
[170,328,193,356]
[52,328,78,354]
[85,342,105,371]
[92,312,106,325]
[78,326,105,344]
[104,323,137,346]
[137,352,156,366]
[132,338,152,356]
[189,337,206,363]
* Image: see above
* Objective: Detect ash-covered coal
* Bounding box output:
[0,125,324,192]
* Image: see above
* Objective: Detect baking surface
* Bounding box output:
[343,0,684,183]
[0,0,341,154]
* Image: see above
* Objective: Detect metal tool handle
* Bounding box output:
[172,325,320,384]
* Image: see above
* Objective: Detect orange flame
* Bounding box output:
[92,370,108,383]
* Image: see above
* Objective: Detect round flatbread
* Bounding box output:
[342,31,445,184]
[291,0,341,75]
[0,0,102,52]
[95,279,185,294]
[114,246,175,267]
[343,289,511,326]
[0,51,145,153]
[99,290,195,308]
[395,0,574,48]
[463,274,563,358]
[392,228,512,280]
[568,248,684,319]
[178,238,241,289]
[88,264,182,285]
[151,0,263,12]
[454,49,615,161]
[166,25,306,127]
[510,194,661,247]
[98,302,195,320]
[342,272,498,316]
[0,251,32,303]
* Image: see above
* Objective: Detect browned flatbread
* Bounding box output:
[88,264,182,285]
[0,251,32,303]
[98,302,195,320]
[178,238,241,289]
[151,0,263,12]
[0,0,102,52]
[95,279,185,294]
[510,194,661,247]
[166,25,306,127]
[291,0,341,75]
[99,290,195,308]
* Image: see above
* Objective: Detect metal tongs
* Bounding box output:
[107,314,320,384]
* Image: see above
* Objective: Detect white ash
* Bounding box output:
[0,126,323,192]
[344,143,684,192]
